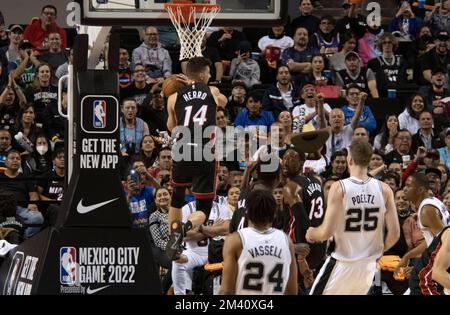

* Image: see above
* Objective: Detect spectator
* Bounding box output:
[388,161,403,180]
[216,163,230,197]
[43,88,66,143]
[227,186,240,216]
[384,129,414,165]
[12,104,43,149]
[277,111,294,144]
[9,40,40,89]
[368,33,408,97]
[149,186,173,294]
[290,0,320,36]
[120,98,150,156]
[0,127,12,166]
[0,16,7,48]
[125,159,156,228]
[381,171,401,193]
[421,31,450,84]
[252,122,290,161]
[228,171,244,188]
[2,25,23,63]
[225,80,247,122]
[141,85,168,137]
[305,54,333,86]
[55,49,72,84]
[438,127,450,170]
[389,1,422,40]
[229,41,261,89]
[329,32,358,72]
[310,15,340,57]
[38,32,67,71]
[0,192,24,245]
[120,63,152,112]
[0,150,43,238]
[0,76,26,129]
[335,2,366,39]
[358,24,384,67]
[292,84,331,129]
[420,67,449,104]
[282,27,318,85]
[215,108,234,163]
[36,147,64,202]
[335,51,379,98]
[234,90,275,138]
[398,93,427,135]
[132,27,172,82]
[118,48,132,89]
[352,126,370,142]
[258,23,294,53]
[149,147,172,178]
[133,135,158,169]
[207,27,247,62]
[374,115,400,155]
[423,0,450,36]
[263,65,302,118]
[426,167,443,200]
[23,5,67,52]
[324,100,363,160]
[368,149,386,179]
[25,63,58,126]
[22,133,52,176]
[224,133,252,172]
[341,85,376,134]
[0,62,7,89]
[411,111,444,152]
[321,150,348,180]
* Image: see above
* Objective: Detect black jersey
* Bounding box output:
[409,226,450,295]
[293,174,326,271]
[174,82,217,148]
[337,68,370,94]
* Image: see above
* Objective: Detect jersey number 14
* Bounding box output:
[183,105,208,126]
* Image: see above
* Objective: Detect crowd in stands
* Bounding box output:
[0,0,450,295]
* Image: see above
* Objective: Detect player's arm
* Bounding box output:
[421,205,446,235]
[382,182,401,252]
[201,219,230,238]
[285,238,299,295]
[210,86,227,108]
[166,93,178,132]
[306,181,343,243]
[432,228,450,290]
[219,232,242,295]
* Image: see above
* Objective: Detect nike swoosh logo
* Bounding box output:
[86,285,110,295]
[77,198,119,214]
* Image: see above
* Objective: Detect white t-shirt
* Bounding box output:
[258,35,294,53]
[292,103,332,130]
[325,125,353,160]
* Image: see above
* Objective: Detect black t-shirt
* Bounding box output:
[120,83,152,111]
[140,100,168,137]
[203,46,221,82]
[39,51,68,71]
[384,149,414,166]
[0,173,35,208]
[25,85,58,125]
[37,170,64,201]
[367,55,407,96]
[290,15,320,37]
[422,49,450,75]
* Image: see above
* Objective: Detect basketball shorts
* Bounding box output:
[310,256,377,295]
[171,160,217,200]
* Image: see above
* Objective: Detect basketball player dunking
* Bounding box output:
[306,139,400,295]
[165,57,227,260]
[220,189,298,295]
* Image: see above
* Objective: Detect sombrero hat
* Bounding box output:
[291,124,331,154]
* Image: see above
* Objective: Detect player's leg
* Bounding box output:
[192,160,217,222]
[172,249,208,295]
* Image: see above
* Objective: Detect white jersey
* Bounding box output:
[236,227,291,295]
[418,197,450,246]
[332,177,386,262]
[181,196,230,254]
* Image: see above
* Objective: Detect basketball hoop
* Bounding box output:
[165,0,220,60]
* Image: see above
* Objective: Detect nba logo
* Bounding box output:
[93,100,107,128]
[60,247,77,285]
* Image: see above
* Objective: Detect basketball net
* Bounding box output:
[165,1,220,60]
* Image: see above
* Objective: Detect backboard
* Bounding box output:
[77,0,286,26]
